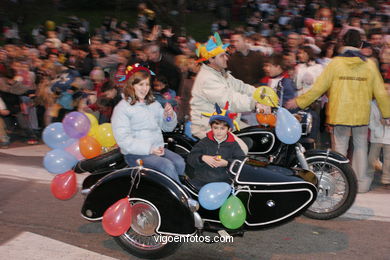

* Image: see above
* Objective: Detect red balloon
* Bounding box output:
[305,8,334,38]
[102,198,132,236]
[50,170,77,200]
[305,18,324,36]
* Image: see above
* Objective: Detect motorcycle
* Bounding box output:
[162,109,357,220]
[74,101,357,259]
[76,151,318,259]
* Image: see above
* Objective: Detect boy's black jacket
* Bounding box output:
[187,131,246,187]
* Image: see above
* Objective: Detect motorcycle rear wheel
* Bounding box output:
[301,157,357,220]
[114,201,182,259]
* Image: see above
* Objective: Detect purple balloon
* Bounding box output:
[62,112,91,139]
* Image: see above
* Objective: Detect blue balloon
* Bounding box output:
[43,149,78,174]
[198,182,232,210]
[184,121,198,141]
[275,107,302,144]
[42,122,75,149]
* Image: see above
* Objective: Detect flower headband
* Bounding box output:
[115,63,155,83]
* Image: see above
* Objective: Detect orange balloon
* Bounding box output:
[256,113,277,127]
[79,136,102,159]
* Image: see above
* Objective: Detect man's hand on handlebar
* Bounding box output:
[285,98,298,110]
[256,103,271,114]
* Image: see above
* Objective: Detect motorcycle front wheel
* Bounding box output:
[114,201,182,259]
[300,157,357,220]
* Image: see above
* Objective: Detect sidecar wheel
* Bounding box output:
[114,201,182,259]
[302,158,357,220]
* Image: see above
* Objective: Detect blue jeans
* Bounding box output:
[124,149,185,184]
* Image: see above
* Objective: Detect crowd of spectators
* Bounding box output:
[0,0,389,188]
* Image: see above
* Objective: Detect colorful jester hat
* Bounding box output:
[202,102,240,130]
[115,63,155,83]
[195,32,230,62]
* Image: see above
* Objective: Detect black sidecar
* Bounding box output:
[77,150,317,259]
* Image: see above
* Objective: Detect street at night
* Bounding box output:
[1,144,390,260]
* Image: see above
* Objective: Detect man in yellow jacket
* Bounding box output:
[286,29,390,193]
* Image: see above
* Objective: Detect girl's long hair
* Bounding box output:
[298,45,317,62]
[123,70,154,105]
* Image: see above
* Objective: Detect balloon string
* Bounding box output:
[277,80,284,107]
[240,185,253,215]
[267,96,277,108]
[128,167,142,196]
[231,184,235,195]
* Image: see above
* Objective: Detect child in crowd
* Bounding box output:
[254,54,298,127]
[293,45,323,143]
[87,81,120,123]
[0,96,10,148]
[111,64,185,184]
[152,75,177,108]
[260,54,297,109]
[367,82,390,190]
[187,105,246,188]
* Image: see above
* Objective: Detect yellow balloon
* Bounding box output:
[45,20,56,31]
[84,113,99,137]
[253,86,279,107]
[84,113,98,128]
[88,125,99,139]
[96,123,116,147]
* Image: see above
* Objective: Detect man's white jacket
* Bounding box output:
[190,64,256,138]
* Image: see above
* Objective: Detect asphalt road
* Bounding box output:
[1,144,390,260]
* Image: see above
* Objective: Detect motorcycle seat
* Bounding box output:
[240,136,254,150]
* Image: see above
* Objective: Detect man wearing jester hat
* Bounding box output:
[190,32,262,148]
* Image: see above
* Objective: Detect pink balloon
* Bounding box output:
[64,139,85,161]
[50,170,77,200]
[102,198,132,236]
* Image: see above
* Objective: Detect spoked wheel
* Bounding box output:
[302,158,357,220]
[114,201,182,259]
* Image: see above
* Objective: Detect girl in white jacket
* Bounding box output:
[368,84,390,188]
[111,65,185,183]
[0,96,10,148]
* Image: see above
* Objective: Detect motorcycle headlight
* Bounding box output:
[299,111,313,136]
[306,112,313,135]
